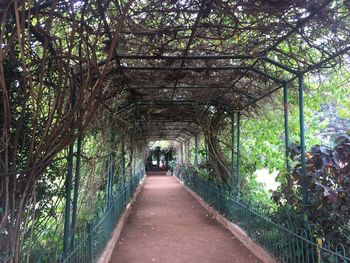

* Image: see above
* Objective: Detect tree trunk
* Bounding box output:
[197,110,230,182]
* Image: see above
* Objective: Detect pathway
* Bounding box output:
[110,173,261,263]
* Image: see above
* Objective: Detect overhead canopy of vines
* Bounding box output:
[105,0,350,142]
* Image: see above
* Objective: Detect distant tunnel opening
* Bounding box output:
[146,141,176,172]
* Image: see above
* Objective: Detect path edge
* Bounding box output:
[97,177,146,263]
[176,178,278,263]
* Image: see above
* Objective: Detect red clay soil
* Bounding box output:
[110,173,262,263]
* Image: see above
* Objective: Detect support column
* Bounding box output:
[63,84,77,260]
[165,150,169,169]
[298,75,308,208]
[121,134,125,182]
[205,144,208,162]
[106,153,113,208]
[108,122,116,207]
[283,83,290,171]
[184,140,189,163]
[180,143,184,164]
[70,134,82,252]
[87,222,93,263]
[236,112,241,199]
[230,113,235,193]
[111,150,115,198]
[187,139,191,164]
[63,142,74,259]
[156,147,160,169]
[121,133,126,205]
[194,135,198,166]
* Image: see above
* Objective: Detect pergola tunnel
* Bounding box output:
[1,0,350,263]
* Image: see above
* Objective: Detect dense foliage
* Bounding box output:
[273,134,350,243]
[190,70,350,246]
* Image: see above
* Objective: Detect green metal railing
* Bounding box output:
[22,169,145,263]
[65,169,145,263]
[175,166,350,263]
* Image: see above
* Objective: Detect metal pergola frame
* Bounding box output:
[63,5,350,254]
[59,2,350,260]
[111,53,313,206]
[110,44,349,208]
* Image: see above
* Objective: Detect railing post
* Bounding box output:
[87,222,93,263]
[236,112,241,199]
[283,83,290,171]
[298,75,308,208]
[230,113,235,193]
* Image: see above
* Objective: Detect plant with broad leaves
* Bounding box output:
[273,134,350,243]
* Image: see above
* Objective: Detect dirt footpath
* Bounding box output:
[110,173,261,263]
